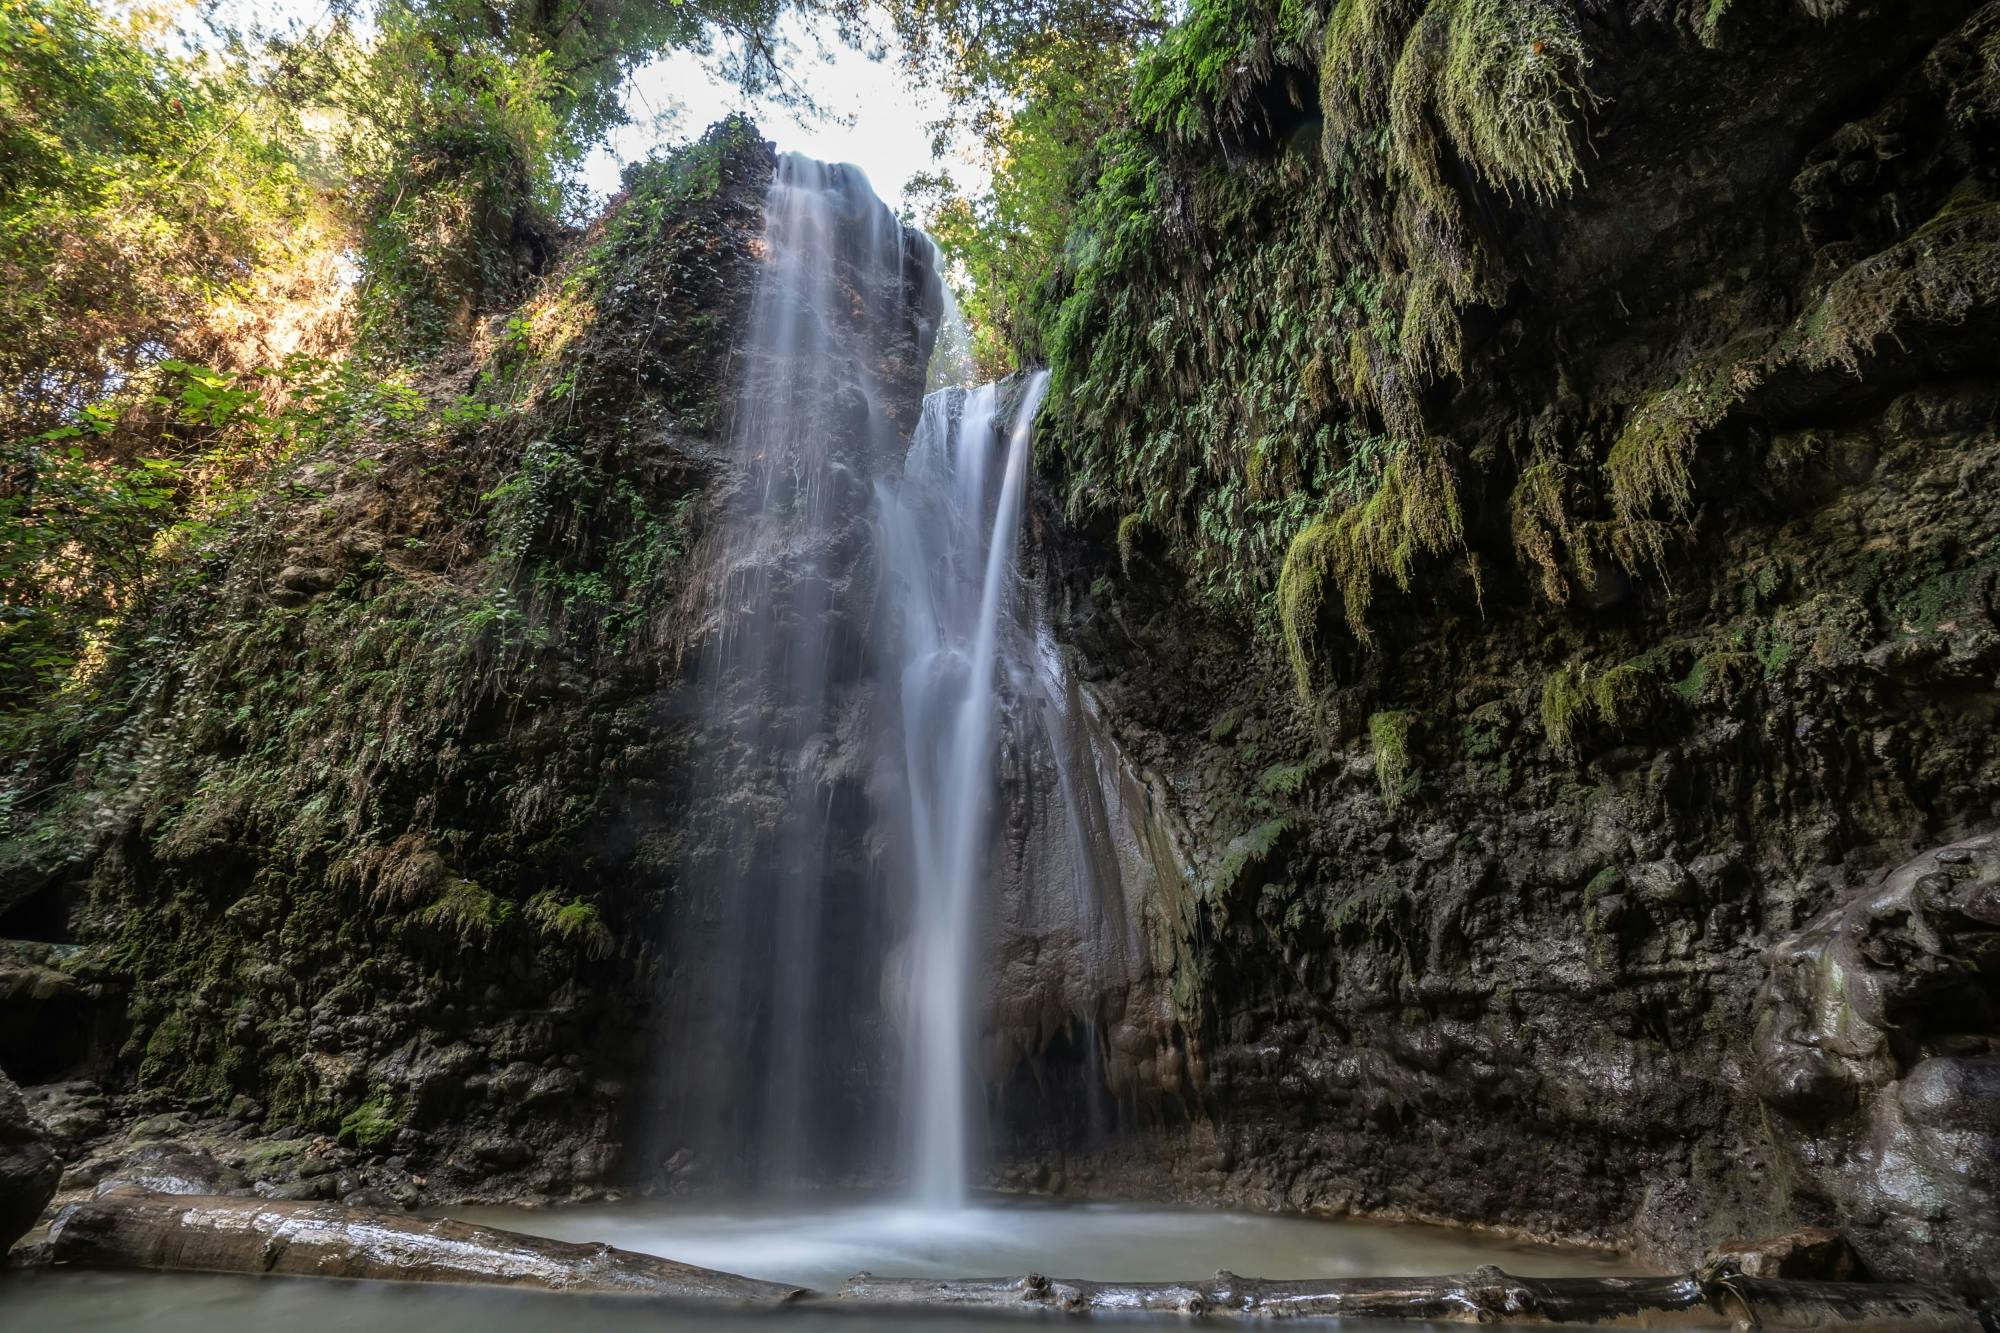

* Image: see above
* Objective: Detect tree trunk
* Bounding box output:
[47,1189,804,1306]
[836,1268,1979,1327]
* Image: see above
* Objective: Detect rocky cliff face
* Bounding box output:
[0,120,786,1209]
[988,0,2000,1301]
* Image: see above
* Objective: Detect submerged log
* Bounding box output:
[836,1268,1978,1328]
[46,1190,1978,1329]
[47,1190,804,1306]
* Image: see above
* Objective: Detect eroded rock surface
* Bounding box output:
[1755,835,2000,1296]
[0,1069,58,1253]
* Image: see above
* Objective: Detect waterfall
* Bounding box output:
[880,370,1051,1206]
[675,152,929,1189]
[672,147,1097,1205]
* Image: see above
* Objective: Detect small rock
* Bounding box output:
[275,565,339,595]
[1705,1227,1861,1281]
[342,1187,399,1210]
[472,1137,531,1168]
[255,1179,328,1202]
[126,1112,191,1142]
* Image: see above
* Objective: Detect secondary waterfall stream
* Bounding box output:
[883,372,1052,1205]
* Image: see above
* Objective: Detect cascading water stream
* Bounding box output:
[674,146,1093,1207]
[673,152,919,1189]
[882,371,1052,1207]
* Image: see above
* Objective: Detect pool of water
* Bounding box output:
[448,1193,1642,1289]
[0,1195,1644,1330]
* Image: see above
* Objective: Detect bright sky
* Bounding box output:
[585,24,990,215]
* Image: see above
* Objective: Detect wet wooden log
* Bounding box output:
[47,1189,804,1306]
[46,1190,1978,1328]
[833,1266,1980,1328]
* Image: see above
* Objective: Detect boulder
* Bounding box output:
[0,1069,60,1252]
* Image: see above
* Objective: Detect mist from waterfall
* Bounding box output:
[881,370,1051,1206]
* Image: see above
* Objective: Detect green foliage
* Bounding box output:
[280,0,824,346]
[1590,664,1650,729]
[421,877,515,942]
[1674,649,1757,707]
[1368,709,1416,809]
[1258,756,1322,798]
[1606,347,1764,559]
[527,891,614,958]
[1608,202,2000,567]
[0,0,329,439]
[1277,437,1469,692]
[1208,816,1295,906]
[1,354,389,707]
[1116,511,1147,570]
[1131,0,1314,144]
[1509,453,1594,605]
[1006,0,1595,657]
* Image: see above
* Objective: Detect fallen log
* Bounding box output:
[46,1189,803,1306]
[45,1190,1979,1329]
[836,1267,1980,1328]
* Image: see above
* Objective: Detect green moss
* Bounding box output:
[1541,664,1589,761]
[1325,0,1592,204]
[1116,511,1147,572]
[1792,203,2000,374]
[243,1138,310,1176]
[1589,665,1650,729]
[1368,709,1417,810]
[337,1091,402,1152]
[1544,661,1657,759]
[1279,437,1469,687]
[1696,0,1734,46]
[1510,454,1593,604]
[1606,346,1765,561]
[1582,865,1626,907]
[136,1005,244,1105]
[1674,650,1758,706]
[1278,518,1338,699]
